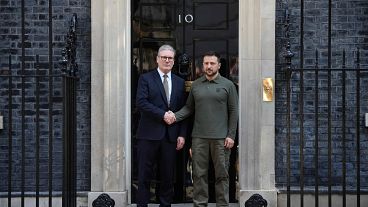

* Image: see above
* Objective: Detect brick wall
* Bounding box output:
[275,0,368,190]
[0,0,91,192]
[1,0,367,195]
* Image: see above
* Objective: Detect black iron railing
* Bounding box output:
[282,0,368,207]
[60,13,79,207]
[0,13,78,207]
[284,49,367,207]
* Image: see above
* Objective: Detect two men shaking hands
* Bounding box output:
[163,111,176,125]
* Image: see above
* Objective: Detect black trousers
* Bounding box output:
[136,138,176,207]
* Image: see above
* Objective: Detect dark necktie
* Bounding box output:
[163,74,170,104]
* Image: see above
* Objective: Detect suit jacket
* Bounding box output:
[136,69,187,142]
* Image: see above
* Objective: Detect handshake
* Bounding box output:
[164,111,176,125]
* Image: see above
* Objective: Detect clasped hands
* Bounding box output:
[164,111,176,125]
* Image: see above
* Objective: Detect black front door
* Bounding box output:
[131,0,239,203]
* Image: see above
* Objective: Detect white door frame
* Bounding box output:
[89,0,276,206]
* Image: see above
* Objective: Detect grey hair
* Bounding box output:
[158,44,175,55]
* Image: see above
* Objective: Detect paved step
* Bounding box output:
[131,203,240,207]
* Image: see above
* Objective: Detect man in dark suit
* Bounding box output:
[135,44,187,207]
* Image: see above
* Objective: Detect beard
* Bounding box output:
[205,69,218,77]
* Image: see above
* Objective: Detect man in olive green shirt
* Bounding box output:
[165,51,238,206]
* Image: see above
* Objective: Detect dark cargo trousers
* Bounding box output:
[192,138,231,207]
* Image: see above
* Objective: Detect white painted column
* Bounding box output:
[89,0,131,206]
[238,0,277,206]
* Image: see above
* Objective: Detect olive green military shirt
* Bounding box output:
[175,74,239,139]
